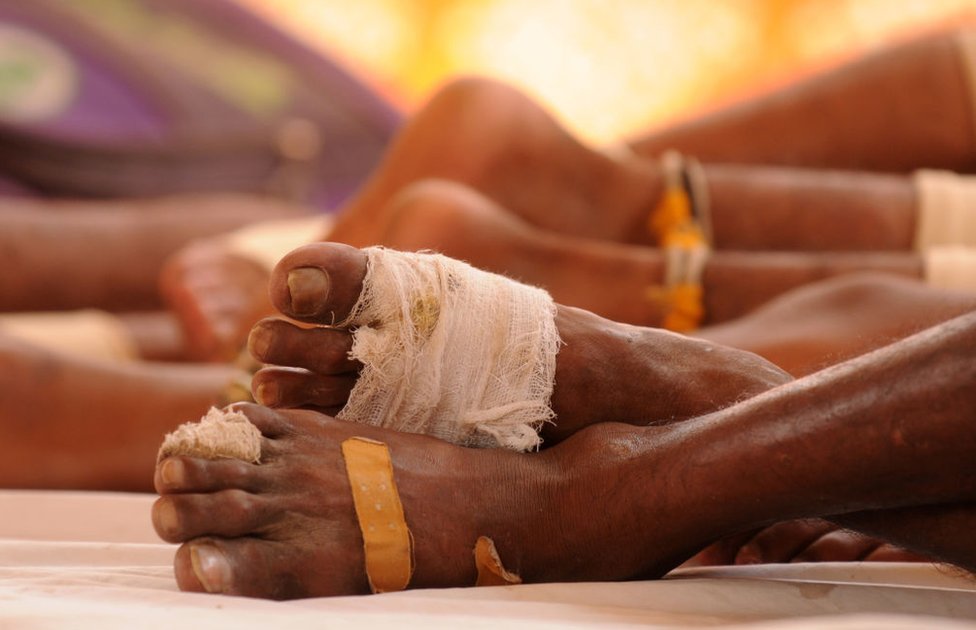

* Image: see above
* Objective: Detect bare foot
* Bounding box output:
[154,404,557,597]
[160,239,274,363]
[249,242,790,445]
[151,243,795,599]
[153,407,708,598]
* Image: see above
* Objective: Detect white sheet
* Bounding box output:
[1,490,974,629]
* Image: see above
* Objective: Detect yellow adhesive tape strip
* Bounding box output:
[341,437,414,593]
[474,536,522,587]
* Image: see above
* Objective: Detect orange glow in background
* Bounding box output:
[238,0,976,143]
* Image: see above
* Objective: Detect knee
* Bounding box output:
[413,77,548,146]
[424,77,531,120]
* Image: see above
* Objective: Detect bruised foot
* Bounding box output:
[248,242,790,445]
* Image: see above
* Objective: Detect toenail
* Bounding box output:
[191,544,231,594]
[287,267,330,317]
[254,381,279,406]
[159,459,185,486]
[247,324,272,360]
[155,500,179,535]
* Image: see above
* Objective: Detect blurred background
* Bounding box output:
[241,0,976,143]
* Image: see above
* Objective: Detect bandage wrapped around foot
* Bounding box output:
[336,247,561,452]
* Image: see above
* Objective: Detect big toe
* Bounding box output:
[269,242,368,326]
[176,537,364,599]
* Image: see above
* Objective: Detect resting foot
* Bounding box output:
[249,242,790,445]
[154,406,710,598]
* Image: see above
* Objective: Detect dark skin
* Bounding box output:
[153,247,976,598]
[0,194,309,313]
[165,65,930,357]
[372,179,924,328]
[632,30,976,172]
[0,332,236,491]
[247,242,791,444]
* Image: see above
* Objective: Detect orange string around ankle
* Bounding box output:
[646,151,709,332]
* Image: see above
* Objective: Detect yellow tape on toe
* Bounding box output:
[341,437,414,593]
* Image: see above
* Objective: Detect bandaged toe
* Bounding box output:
[158,407,261,463]
[336,247,560,451]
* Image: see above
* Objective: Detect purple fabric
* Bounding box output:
[0,3,167,142]
[0,0,402,209]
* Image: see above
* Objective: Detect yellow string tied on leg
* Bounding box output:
[341,437,414,593]
[645,151,710,332]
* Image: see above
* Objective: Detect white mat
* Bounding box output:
[1,490,974,629]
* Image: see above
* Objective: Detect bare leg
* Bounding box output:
[162,170,930,358]
[329,78,661,247]
[378,181,924,326]
[632,31,976,172]
[699,273,976,375]
[327,77,926,250]
[705,165,917,251]
[154,309,976,598]
[0,194,309,312]
[0,332,236,490]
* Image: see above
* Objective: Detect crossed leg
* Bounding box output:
[154,244,976,598]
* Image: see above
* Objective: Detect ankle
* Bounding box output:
[604,151,665,244]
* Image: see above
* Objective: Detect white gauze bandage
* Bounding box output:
[335,248,560,451]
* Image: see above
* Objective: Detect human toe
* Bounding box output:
[269,242,368,325]
[252,367,356,414]
[153,490,274,543]
[154,456,268,494]
[248,317,357,374]
[175,537,365,598]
